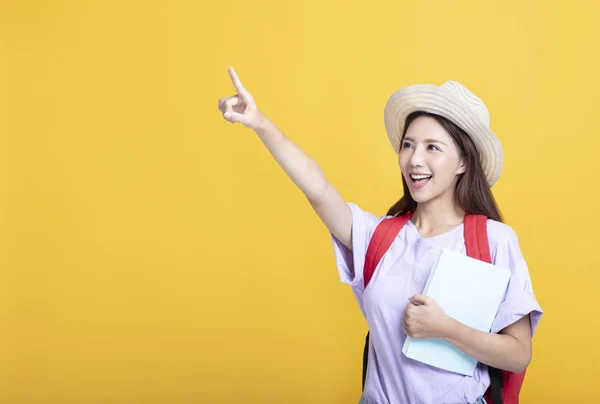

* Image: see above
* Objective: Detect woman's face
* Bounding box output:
[399,116,466,204]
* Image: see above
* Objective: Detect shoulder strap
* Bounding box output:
[464,214,491,263]
[363,213,413,289]
[362,212,412,391]
[465,215,504,404]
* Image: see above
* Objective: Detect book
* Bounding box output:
[401,248,511,376]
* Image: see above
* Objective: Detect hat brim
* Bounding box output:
[383,84,503,187]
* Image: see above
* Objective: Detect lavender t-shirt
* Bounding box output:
[331,203,543,404]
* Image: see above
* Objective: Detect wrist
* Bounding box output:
[254,111,269,132]
[439,315,459,340]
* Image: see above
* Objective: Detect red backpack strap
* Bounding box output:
[363,213,413,289]
[465,215,526,404]
[464,214,491,263]
[362,212,412,391]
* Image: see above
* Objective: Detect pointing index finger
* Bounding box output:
[228,67,248,96]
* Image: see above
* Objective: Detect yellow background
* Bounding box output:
[0,1,598,402]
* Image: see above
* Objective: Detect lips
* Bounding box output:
[409,174,432,189]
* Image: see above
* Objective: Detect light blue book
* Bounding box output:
[401,248,511,376]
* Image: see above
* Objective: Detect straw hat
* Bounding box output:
[383,81,503,187]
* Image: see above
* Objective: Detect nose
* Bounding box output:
[409,145,425,168]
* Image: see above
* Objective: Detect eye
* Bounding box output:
[428,144,441,151]
[402,141,413,149]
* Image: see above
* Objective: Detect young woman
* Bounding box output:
[218,67,543,404]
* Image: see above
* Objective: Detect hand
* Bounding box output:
[218,67,265,130]
[403,294,451,339]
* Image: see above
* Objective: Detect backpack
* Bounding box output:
[361,213,527,404]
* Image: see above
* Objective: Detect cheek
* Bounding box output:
[430,155,450,170]
[398,151,409,168]
[431,158,460,182]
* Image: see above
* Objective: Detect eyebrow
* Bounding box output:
[403,137,448,146]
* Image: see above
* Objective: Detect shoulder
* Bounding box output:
[346,202,389,223]
[485,219,519,243]
[484,219,524,268]
[346,202,391,236]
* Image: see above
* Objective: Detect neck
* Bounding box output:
[411,194,465,238]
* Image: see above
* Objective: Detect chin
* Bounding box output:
[408,191,433,204]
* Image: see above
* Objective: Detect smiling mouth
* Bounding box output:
[409,174,432,188]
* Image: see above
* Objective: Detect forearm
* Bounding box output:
[442,317,531,373]
[254,116,328,201]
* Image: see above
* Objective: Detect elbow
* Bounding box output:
[509,363,528,374]
[497,317,534,374]
[508,348,531,374]
[305,179,330,205]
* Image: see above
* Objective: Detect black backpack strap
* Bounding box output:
[488,366,503,404]
[362,331,369,391]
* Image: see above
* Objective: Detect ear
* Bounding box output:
[457,159,467,175]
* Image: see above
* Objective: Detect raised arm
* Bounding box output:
[218,67,352,249]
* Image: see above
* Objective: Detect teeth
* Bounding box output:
[411,175,432,180]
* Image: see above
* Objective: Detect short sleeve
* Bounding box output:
[330,203,385,311]
[487,221,543,335]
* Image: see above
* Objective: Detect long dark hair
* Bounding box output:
[387,111,503,222]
